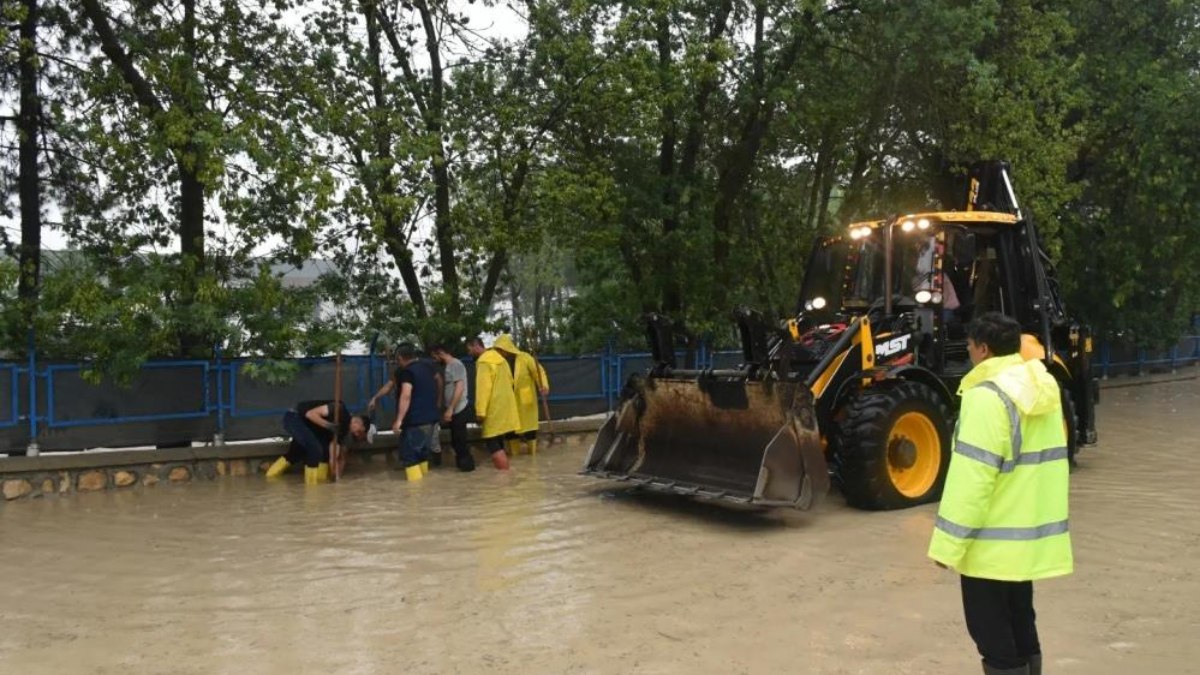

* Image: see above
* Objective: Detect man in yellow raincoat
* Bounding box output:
[928,312,1072,675]
[491,334,549,456]
[468,337,519,470]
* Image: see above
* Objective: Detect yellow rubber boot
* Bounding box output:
[527,439,538,456]
[304,466,321,485]
[505,439,521,456]
[265,457,291,478]
[405,465,424,481]
[316,463,330,482]
[420,460,429,475]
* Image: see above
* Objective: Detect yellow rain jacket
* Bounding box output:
[494,334,550,434]
[475,347,520,440]
[928,353,1073,581]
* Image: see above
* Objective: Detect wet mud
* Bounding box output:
[1,379,1198,674]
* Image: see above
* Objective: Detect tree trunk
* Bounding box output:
[656,10,681,315]
[17,0,42,333]
[365,2,427,316]
[415,0,460,318]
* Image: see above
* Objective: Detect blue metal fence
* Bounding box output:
[2,335,1197,453]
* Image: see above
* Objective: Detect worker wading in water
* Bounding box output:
[468,336,518,470]
[491,334,549,456]
[390,343,441,481]
[267,400,374,484]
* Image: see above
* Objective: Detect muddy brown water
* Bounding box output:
[2,379,1198,674]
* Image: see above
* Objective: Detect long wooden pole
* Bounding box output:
[531,352,556,445]
[331,353,343,481]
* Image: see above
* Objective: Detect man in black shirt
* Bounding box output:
[267,400,374,484]
[390,343,441,481]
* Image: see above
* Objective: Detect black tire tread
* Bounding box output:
[836,380,953,511]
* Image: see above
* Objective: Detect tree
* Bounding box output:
[69,0,309,356]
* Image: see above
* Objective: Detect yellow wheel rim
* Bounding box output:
[886,411,942,498]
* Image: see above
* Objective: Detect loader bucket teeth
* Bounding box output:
[582,377,829,509]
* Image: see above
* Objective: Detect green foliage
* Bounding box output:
[3,0,1199,368]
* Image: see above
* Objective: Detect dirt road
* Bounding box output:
[1,378,1196,674]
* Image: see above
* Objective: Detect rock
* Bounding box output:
[142,473,160,487]
[58,472,71,493]
[168,466,191,482]
[228,460,248,477]
[3,479,33,500]
[215,460,228,476]
[41,479,55,494]
[113,471,137,488]
[77,471,108,492]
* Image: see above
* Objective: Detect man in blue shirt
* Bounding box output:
[390,343,440,480]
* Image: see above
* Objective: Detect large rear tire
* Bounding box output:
[836,381,953,510]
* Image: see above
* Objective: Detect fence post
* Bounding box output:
[604,340,616,412]
[1100,341,1110,379]
[1137,347,1145,376]
[26,330,39,456]
[1170,345,1178,373]
[213,345,226,446]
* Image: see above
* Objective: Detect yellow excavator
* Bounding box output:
[582,161,1098,510]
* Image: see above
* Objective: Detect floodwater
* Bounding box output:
[2,379,1198,675]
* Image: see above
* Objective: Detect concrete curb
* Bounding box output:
[0,417,607,501]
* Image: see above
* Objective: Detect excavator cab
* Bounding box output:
[583,161,1098,510]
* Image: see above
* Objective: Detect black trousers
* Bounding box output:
[961,575,1041,670]
[282,410,327,468]
[448,408,475,470]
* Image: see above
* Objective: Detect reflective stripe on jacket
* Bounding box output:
[927,353,1073,581]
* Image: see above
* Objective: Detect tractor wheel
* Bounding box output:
[836,381,953,510]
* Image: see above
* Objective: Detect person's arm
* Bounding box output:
[435,369,445,411]
[928,389,1007,570]
[304,404,336,431]
[475,362,491,424]
[368,380,396,413]
[536,362,550,396]
[444,380,464,423]
[392,382,413,434]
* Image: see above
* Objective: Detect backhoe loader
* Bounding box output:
[582,161,1098,510]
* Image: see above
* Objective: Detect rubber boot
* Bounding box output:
[405,465,424,481]
[316,463,330,482]
[304,466,321,485]
[265,457,291,478]
[505,438,521,456]
[527,439,538,456]
[1028,655,1042,675]
[420,460,430,475]
[982,664,1029,675]
[491,451,510,471]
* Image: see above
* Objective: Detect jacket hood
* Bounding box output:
[959,353,1061,416]
[492,334,519,354]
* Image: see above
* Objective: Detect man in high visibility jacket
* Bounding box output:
[928,312,1073,675]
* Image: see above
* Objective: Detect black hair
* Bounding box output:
[428,344,449,355]
[466,336,485,348]
[396,342,418,360]
[966,312,1021,356]
[352,413,372,428]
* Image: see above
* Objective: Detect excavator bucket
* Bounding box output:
[582,375,830,508]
